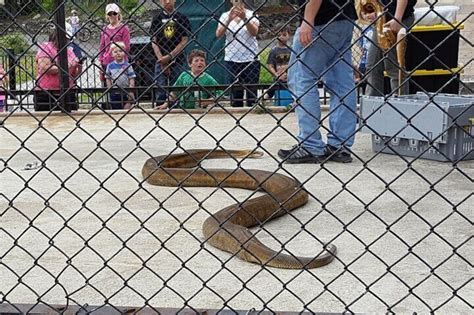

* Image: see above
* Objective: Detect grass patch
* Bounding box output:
[0,53,37,88]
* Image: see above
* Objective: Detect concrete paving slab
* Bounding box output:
[0,110,472,313]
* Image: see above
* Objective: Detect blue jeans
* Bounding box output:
[154,61,182,105]
[69,41,83,60]
[108,90,129,110]
[288,20,357,155]
[225,60,260,107]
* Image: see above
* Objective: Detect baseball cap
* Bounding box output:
[105,3,120,14]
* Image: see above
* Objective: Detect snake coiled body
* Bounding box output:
[142,149,336,269]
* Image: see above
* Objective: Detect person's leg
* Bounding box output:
[66,91,79,111]
[365,29,385,96]
[287,31,323,155]
[290,23,355,156]
[266,83,277,99]
[109,91,118,110]
[242,60,260,107]
[154,62,168,105]
[226,61,243,107]
[386,15,415,95]
[170,62,182,85]
[34,90,54,111]
[324,20,357,151]
[100,64,108,88]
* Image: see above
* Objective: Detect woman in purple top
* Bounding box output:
[98,3,131,85]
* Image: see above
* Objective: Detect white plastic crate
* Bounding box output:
[360,93,474,161]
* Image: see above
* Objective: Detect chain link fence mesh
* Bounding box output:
[0,0,472,313]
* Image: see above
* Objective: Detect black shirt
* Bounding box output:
[149,10,191,64]
[298,0,357,26]
[267,46,291,69]
[381,0,417,20]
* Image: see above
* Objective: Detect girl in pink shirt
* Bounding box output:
[99,3,130,84]
[36,42,79,90]
[35,28,82,111]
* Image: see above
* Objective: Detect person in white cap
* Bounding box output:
[99,3,131,90]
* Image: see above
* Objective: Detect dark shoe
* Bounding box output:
[278,144,298,160]
[325,145,353,163]
[279,145,325,164]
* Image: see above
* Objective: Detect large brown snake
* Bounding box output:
[142,149,337,269]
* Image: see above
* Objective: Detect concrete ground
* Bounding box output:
[0,109,472,314]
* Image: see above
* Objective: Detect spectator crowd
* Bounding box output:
[0,0,415,121]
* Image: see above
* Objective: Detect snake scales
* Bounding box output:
[142,149,336,269]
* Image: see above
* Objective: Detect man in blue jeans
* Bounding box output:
[149,0,191,107]
[278,0,357,164]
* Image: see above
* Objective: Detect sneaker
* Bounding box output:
[325,145,353,163]
[278,145,326,164]
[278,144,298,159]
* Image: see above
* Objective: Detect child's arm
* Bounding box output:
[266,50,278,77]
[128,78,135,88]
[267,64,278,78]
[37,57,60,75]
[127,65,136,99]
[156,92,175,109]
[276,65,288,81]
[105,66,112,88]
[128,77,135,100]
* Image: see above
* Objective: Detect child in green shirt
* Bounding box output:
[156,49,220,109]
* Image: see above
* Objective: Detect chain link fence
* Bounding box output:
[0,0,472,313]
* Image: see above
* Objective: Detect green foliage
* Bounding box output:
[259,47,273,84]
[0,33,29,55]
[40,0,55,12]
[119,0,140,13]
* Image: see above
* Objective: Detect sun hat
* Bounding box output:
[105,3,120,14]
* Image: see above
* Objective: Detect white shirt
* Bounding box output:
[219,9,259,63]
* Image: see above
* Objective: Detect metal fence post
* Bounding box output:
[6,48,16,91]
[55,0,71,112]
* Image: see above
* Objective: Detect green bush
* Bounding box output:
[0,33,29,55]
[120,0,140,13]
[259,47,274,84]
[40,0,55,12]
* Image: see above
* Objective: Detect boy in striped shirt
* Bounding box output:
[106,42,136,109]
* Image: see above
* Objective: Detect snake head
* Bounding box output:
[248,150,264,159]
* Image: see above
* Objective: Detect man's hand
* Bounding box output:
[299,21,313,47]
[384,19,403,34]
[234,7,246,20]
[159,54,172,65]
[228,7,239,22]
[156,102,169,110]
[157,56,172,76]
